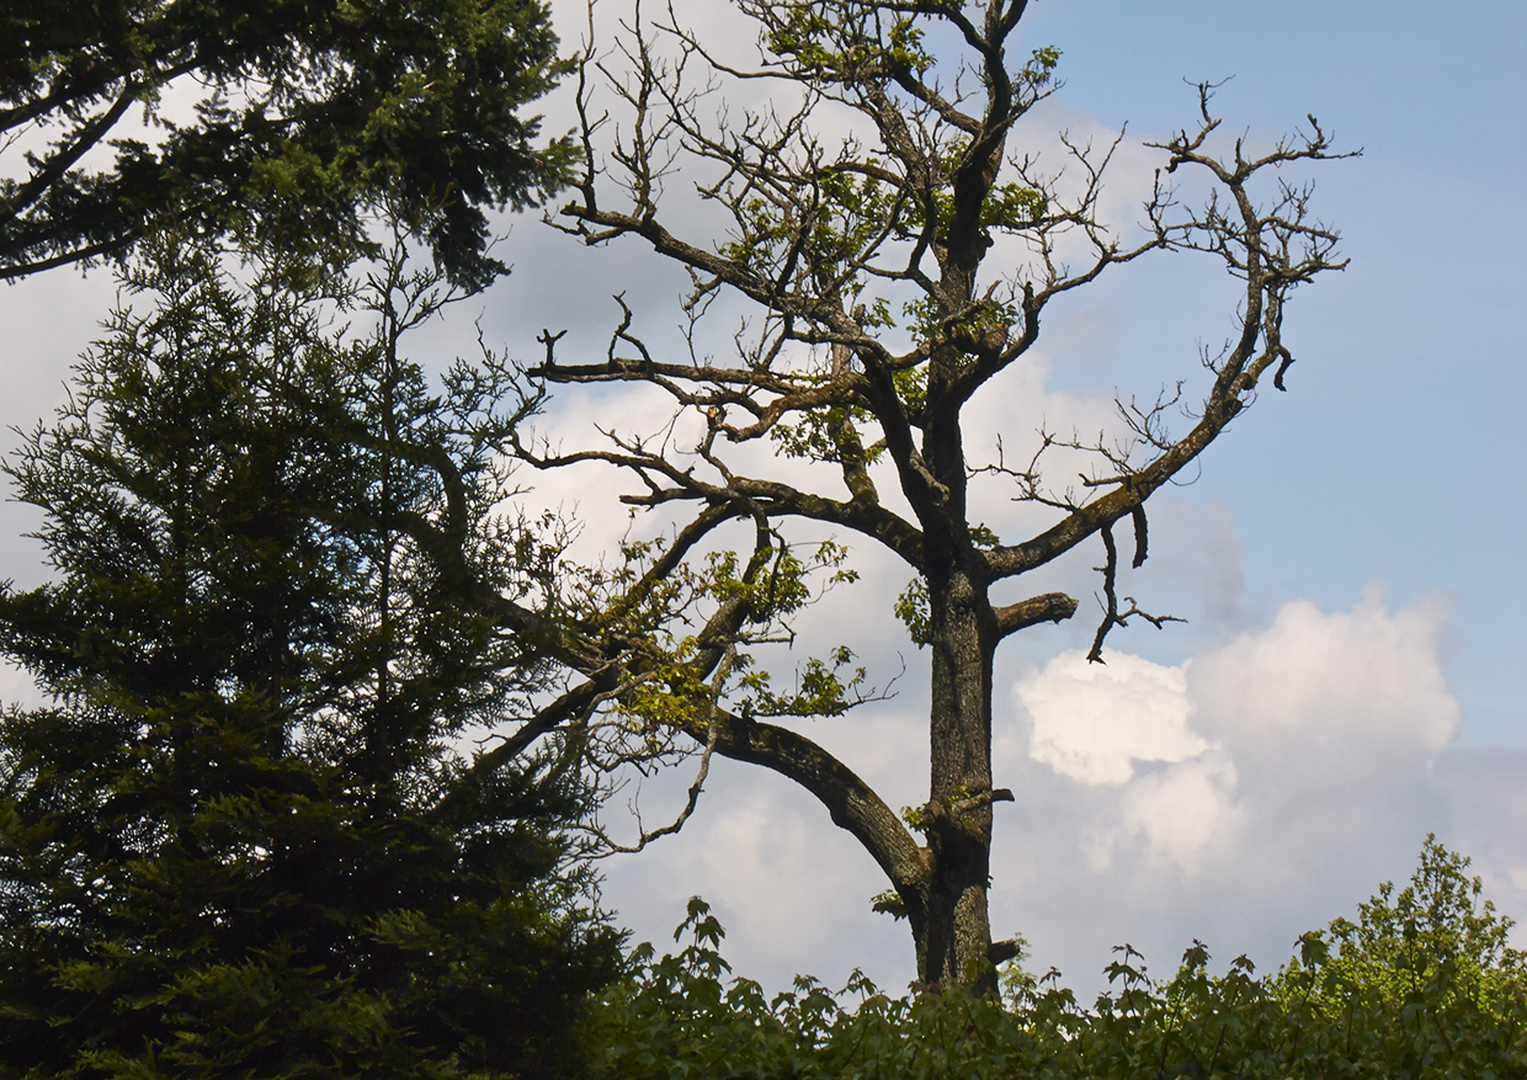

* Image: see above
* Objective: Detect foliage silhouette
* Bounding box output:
[0,237,619,1078]
[1,0,572,286]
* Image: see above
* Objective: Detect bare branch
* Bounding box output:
[522,1,1352,990]
[993,592,1078,639]
[1085,523,1185,664]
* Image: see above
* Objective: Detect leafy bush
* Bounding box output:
[588,838,1527,1079]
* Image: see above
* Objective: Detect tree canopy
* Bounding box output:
[0,237,618,1078]
[0,0,571,286]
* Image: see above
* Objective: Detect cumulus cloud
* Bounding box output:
[1011,586,1461,874]
[990,587,1469,987]
[1189,586,1460,755]
[1117,753,1242,873]
[1019,650,1206,786]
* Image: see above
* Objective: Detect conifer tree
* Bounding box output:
[1,0,572,287]
[0,237,618,1078]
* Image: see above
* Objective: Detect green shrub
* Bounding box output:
[588,838,1527,1079]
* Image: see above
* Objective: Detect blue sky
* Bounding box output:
[1014,0,1527,748]
[2,0,1524,998]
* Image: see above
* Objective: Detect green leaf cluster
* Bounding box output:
[770,404,882,465]
[719,164,900,294]
[893,577,931,647]
[738,646,869,721]
[762,8,931,81]
[609,536,865,735]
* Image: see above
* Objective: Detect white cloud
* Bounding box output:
[1017,649,1206,785]
[1118,753,1241,872]
[1011,589,1461,869]
[989,587,1471,987]
[1188,584,1460,752]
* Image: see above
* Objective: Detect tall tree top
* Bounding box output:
[0,0,572,287]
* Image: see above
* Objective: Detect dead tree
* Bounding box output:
[512,0,1352,992]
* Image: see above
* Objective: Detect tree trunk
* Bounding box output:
[916,563,999,992]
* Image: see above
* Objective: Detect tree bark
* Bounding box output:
[918,564,999,990]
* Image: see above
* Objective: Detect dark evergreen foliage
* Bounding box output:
[0,238,619,1078]
[1,0,573,286]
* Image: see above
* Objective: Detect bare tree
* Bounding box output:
[512,0,1352,992]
